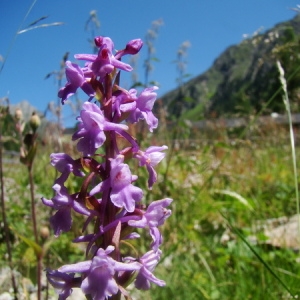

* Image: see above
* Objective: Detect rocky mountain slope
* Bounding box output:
[161,14,300,120]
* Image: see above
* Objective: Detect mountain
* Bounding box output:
[160,14,300,120]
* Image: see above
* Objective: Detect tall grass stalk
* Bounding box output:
[23,116,43,300]
[276,60,300,242]
[28,164,43,300]
[0,0,38,76]
[144,18,163,86]
[28,164,42,300]
[162,41,191,194]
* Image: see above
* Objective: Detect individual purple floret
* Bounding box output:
[41,183,91,236]
[46,270,77,300]
[124,249,165,290]
[50,153,85,185]
[115,38,144,58]
[112,89,137,119]
[135,249,165,290]
[129,198,172,250]
[72,102,128,156]
[56,246,141,299]
[90,155,143,212]
[127,86,159,132]
[134,145,168,189]
[75,36,133,79]
[58,61,95,104]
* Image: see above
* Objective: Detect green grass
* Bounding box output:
[1,124,300,299]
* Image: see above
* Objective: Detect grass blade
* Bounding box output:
[17,22,64,34]
[277,60,300,247]
[222,213,295,298]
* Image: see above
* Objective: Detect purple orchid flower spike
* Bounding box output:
[134,145,168,189]
[127,86,159,132]
[44,35,172,298]
[58,61,95,104]
[72,102,128,156]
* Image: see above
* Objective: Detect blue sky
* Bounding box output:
[0,0,299,127]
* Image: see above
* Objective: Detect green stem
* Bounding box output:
[28,164,42,300]
[277,60,300,246]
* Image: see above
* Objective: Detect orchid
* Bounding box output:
[57,246,141,300]
[58,61,94,104]
[41,183,91,236]
[134,145,168,188]
[50,153,85,185]
[75,37,133,79]
[42,36,172,299]
[72,102,128,156]
[127,86,159,132]
[46,270,77,300]
[90,155,143,212]
[129,198,172,250]
[135,249,165,290]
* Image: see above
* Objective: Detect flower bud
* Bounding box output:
[40,226,50,239]
[124,39,143,55]
[30,112,41,132]
[94,36,104,47]
[14,108,23,121]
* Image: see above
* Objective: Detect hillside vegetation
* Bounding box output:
[162,14,300,120]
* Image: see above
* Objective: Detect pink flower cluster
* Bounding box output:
[42,36,172,300]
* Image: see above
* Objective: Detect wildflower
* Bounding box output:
[46,270,77,300]
[57,246,141,299]
[75,36,133,79]
[72,102,128,156]
[44,35,172,298]
[29,112,41,132]
[127,86,159,132]
[128,198,172,250]
[14,108,23,121]
[50,153,85,185]
[58,61,95,104]
[90,155,143,212]
[135,249,165,290]
[134,145,168,188]
[41,183,91,236]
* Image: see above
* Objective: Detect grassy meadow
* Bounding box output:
[1,118,300,299]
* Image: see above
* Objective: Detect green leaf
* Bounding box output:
[11,229,42,257]
[213,189,253,211]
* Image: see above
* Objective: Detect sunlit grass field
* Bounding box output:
[2,122,300,299]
